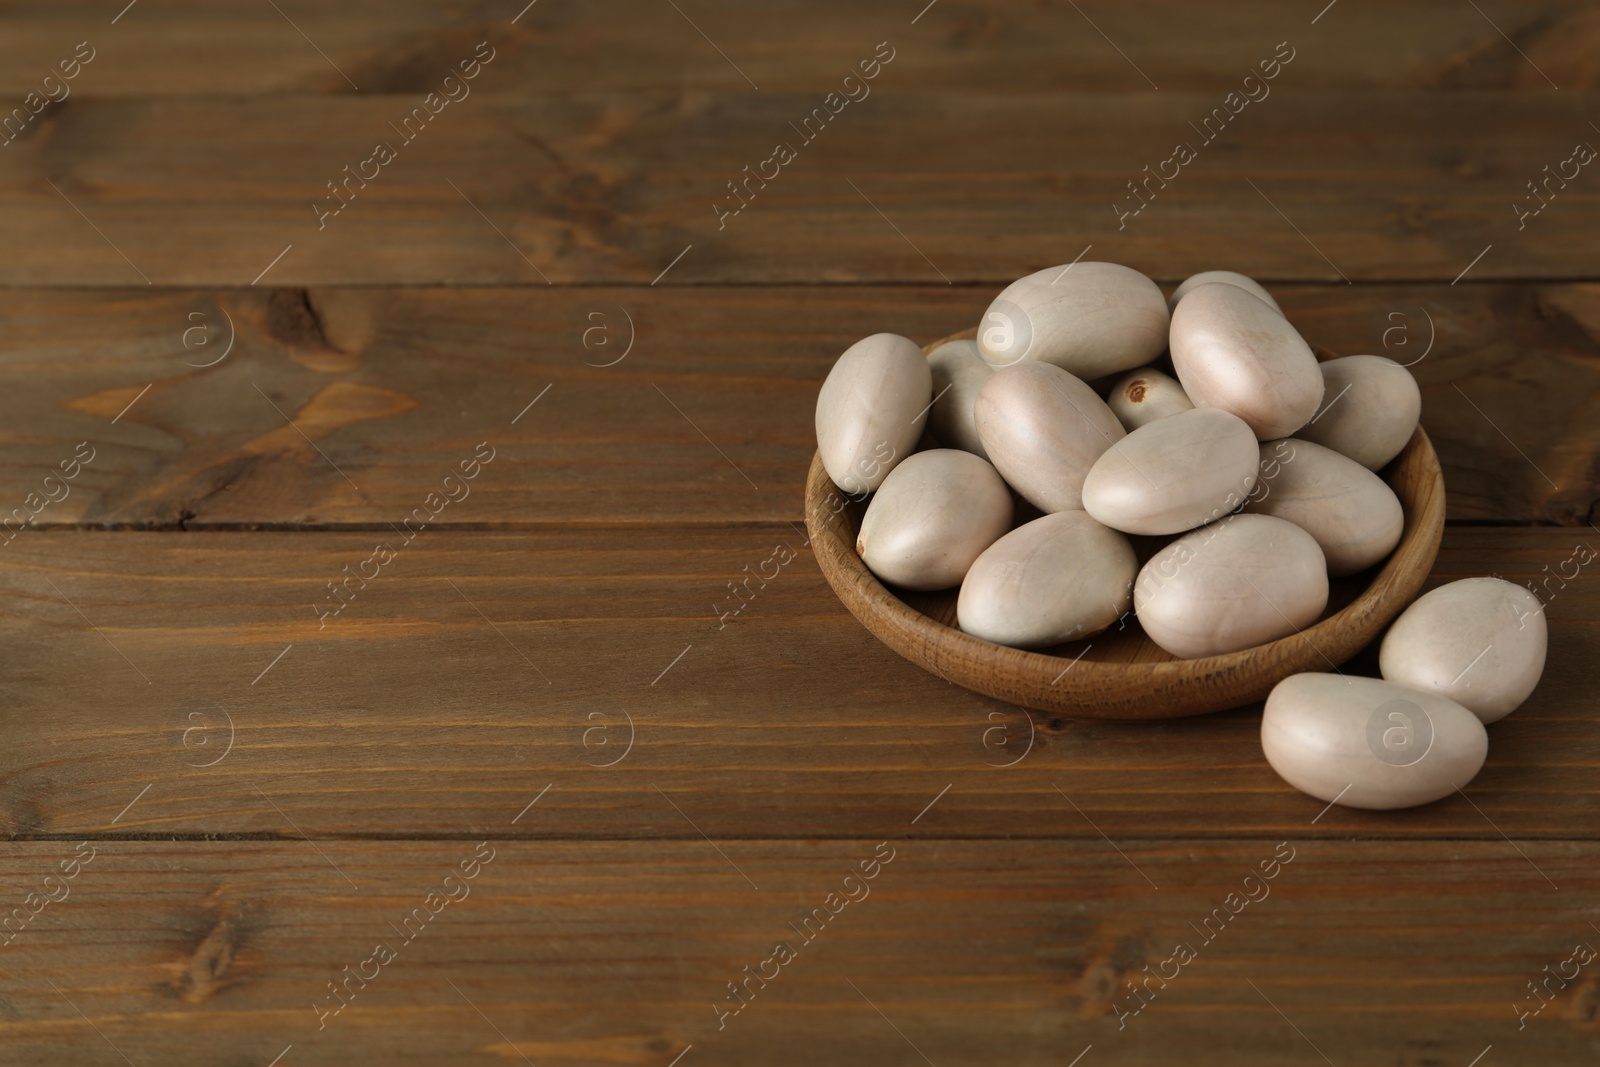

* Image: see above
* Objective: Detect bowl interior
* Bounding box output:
[804,328,1446,719]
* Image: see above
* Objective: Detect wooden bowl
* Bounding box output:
[804,329,1446,720]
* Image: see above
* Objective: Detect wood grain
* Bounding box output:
[3,4,1598,1063]
[1,91,1597,285]
[0,283,1594,528]
[4,1,1597,97]
[0,525,1590,841]
[0,839,1595,1065]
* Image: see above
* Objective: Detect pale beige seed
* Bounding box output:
[957,511,1136,648]
[1262,673,1488,810]
[1244,438,1403,576]
[856,449,1013,591]
[1170,282,1324,440]
[975,361,1125,513]
[926,339,994,459]
[1107,367,1194,431]
[1168,270,1281,313]
[1379,577,1548,723]
[1297,354,1421,471]
[815,332,932,494]
[976,261,1168,379]
[1134,513,1328,659]
[1082,408,1259,535]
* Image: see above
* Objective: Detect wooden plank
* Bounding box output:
[2,1,1595,97]
[0,284,1592,528]
[0,526,1591,840]
[0,838,1595,1065]
[1292,281,1600,526]
[0,6,1591,1064]
[1,90,1597,285]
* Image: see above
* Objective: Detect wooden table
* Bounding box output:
[1,3,1595,1063]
